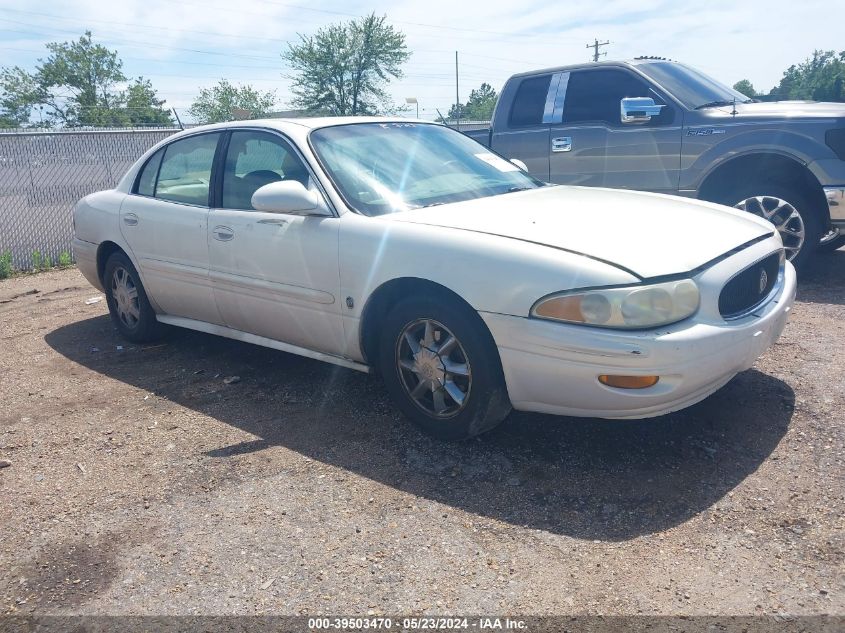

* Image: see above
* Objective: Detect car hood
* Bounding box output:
[388,186,775,278]
[708,100,845,120]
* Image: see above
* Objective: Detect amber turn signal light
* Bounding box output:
[598,374,660,389]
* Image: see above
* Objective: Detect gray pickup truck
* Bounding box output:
[466,57,845,269]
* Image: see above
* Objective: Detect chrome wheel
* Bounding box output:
[110,266,141,329]
[396,318,472,419]
[734,196,805,261]
[820,227,841,245]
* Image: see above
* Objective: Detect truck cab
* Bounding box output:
[470,58,845,269]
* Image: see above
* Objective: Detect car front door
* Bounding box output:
[119,132,223,324]
[489,73,556,181]
[549,68,682,193]
[207,129,345,355]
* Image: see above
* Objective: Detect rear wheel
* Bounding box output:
[719,182,822,271]
[103,252,162,343]
[378,295,511,440]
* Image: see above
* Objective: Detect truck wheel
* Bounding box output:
[721,182,823,271]
[103,252,163,343]
[819,228,845,253]
[378,295,511,440]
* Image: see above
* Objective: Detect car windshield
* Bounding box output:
[309,122,544,216]
[636,61,753,109]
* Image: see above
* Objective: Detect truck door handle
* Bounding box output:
[123,213,139,226]
[212,226,234,241]
[552,137,572,152]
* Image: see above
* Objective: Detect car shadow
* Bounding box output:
[45,316,794,541]
[799,247,845,305]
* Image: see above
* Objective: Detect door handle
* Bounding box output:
[123,213,139,226]
[212,225,234,241]
[552,136,572,152]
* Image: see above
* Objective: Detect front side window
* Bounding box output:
[310,122,544,216]
[155,133,221,206]
[221,131,312,210]
[564,69,673,126]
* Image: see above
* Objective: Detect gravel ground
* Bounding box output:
[0,251,843,617]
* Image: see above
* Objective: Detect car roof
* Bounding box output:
[176,116,436,137]
[506,57,674,79]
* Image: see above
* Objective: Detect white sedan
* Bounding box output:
[72,117,796,440]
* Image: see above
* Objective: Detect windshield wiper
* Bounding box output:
[695,98,753,110]
[694,100,735,110]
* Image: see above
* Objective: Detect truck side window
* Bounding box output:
[564,69,673,126]
[509,75,552,128]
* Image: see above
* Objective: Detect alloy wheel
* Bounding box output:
[734,196,805,261]
[111,266,141,329]
[395,318,472,419]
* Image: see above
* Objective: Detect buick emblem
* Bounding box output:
[759,269,768,294]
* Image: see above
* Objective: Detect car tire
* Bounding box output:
[716,182,823,271]
[103,251,163,343]
[378,294,512,440]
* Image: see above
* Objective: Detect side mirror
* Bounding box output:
[251,181,332,216]
[509,158,529,172]
[620,97,665,124]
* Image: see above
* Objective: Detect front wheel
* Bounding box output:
[720,183,822,271]
[378,295,511,440]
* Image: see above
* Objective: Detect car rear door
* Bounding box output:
[549,67,683,193]
[207,129,345,355]
[489,73,560,181]
[119,132,223,324]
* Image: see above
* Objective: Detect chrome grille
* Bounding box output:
[719,252,782,319]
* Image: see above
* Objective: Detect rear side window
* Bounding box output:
[135,148,163,197]
[509,75,552,128]
[155,133,221,206]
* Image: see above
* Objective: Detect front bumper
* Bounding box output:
[482,252,796,419]
[823,187,845,229]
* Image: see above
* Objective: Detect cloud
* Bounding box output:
[1,0,843,118]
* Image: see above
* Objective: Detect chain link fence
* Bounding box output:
[0,127,179,270]
[0,121,491,273]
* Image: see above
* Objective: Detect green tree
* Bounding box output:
[0,67,39,127]
[187,80,276,124]
[448,82,498,120]
[284,13,410,115]
[0,31,173,127]
[122,77,173,127]
[36,31,127,126]
[770,50,845,102]
[732,79,757,99]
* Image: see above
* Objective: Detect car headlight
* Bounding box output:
[531,279,700,329]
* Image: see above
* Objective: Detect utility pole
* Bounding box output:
[455,50,461,131]
[586,38,610,62]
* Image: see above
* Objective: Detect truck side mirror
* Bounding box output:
[620,97,665,124]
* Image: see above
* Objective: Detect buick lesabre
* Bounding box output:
[73,118,796,439]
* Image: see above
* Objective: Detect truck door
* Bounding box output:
[549,67,682,194]
[489,73,561,182]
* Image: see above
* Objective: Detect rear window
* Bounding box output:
[509,75,552,127]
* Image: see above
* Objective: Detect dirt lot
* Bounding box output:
[0,251,843,618]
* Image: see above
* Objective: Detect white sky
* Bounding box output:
[1,0,843,121]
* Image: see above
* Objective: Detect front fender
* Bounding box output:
[680,122,834,191]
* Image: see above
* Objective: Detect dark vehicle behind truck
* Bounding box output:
[466,57,845,269]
